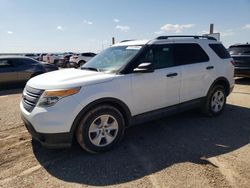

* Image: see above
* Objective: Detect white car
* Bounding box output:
[69,52,96,67]
[20,35,234,153]
[43,53,62,64]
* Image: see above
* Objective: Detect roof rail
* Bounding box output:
[156,35,217,41]
[120,39,136,43]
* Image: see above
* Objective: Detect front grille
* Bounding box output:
[22,86,44,112]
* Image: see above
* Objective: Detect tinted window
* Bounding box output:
[0,59,13,68]
[139,45,174,69]
[209,44,231,59]
[174,43,209,65]
[81,53,96,57]
[14,58,38,66]
[228,45,250,55]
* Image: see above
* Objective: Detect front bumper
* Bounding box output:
[234,67,250,78]
[20,93,83,148]
[21,114,72,148]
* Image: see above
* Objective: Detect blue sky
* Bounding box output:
[0,0,250,53]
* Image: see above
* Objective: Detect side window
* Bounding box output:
[15,58,37,66]
[152,45,174,69]
[210,44,231,59]
[138,45,174,69]
[174,43,209,65]
[0,59,13,68]
[139,48,154,63]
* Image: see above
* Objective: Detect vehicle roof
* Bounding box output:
[0,55,35,60]
[229,43,250,47]
[113,37,220,47]
[113,40,150,46]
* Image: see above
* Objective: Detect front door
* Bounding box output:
[131,44,181,115]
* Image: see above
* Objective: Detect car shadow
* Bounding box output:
[235,77,250,85]
[0,83,25,96]
[32,104,250,186]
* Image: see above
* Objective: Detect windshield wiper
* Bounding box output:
[81,67,99,72]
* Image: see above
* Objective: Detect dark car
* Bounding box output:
[0,56,58,86]
[228,43,250,77]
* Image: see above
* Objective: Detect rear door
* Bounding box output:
[173,43,214,103]
[0,59,18,84]
[12,58,35,82]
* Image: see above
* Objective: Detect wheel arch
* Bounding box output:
[207,77,231,96]
[69,97,132,141]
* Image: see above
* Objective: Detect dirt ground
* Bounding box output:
[0,78,250,188]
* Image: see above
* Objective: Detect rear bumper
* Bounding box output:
[21,114,72,148]
[234,67,250,78]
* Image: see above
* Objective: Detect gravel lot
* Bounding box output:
[0,78,250,188]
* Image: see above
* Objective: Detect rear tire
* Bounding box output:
[202,85,226,116]
[76,105,125,153]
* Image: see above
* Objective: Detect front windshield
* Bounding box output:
[81,45,142,73]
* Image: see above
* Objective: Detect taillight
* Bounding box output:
[230,60,235,66]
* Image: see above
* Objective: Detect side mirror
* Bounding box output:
[133,62,154,73]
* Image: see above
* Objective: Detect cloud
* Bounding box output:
[83,20,93,25]
[242,24,250,29]
[154,31,164,35]
[113,19,120,23]
[57,26,63,30]
[7,31,13,34]
[160,24,195,33]
[198,29,234,37]
[116,25,130,32]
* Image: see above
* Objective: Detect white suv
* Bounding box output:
[20,36,234,153]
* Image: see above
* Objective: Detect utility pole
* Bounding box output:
[209,24,214,34]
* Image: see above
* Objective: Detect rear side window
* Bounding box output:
[14,58,38,66]
[0,59,13,68]
[173,43,209,65]
[228,45,250,55]
[209,44,231,59]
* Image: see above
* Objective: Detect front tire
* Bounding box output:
[76,105,125,153]
[202,85,226,116]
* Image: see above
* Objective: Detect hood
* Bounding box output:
[27,68,115,90]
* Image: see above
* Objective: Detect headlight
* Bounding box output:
[38,87,81,107]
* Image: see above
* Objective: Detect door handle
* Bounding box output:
[166,73,178,77]
[206,66,214,70]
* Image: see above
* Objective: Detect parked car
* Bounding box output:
[43,53,62,64]
[0,56,58,85]
[24,53,40,61]
[69,52,96,67]
[228,43,250,77]
[54,53,73,68]
[20,35,234,153]
[38,53,47,61]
